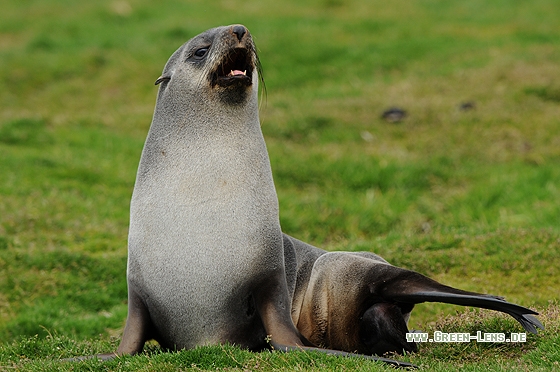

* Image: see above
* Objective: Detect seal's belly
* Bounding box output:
[127,192,282,349]
[127,137,282,348]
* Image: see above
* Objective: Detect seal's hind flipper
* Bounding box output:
[389,289,543,334]
[379,270,544,334]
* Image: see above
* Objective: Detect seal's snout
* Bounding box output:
[232,25,247,42]
[206,25,258,104]
[211,26,255,89]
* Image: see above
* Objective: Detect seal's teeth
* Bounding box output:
[228,69,248,77]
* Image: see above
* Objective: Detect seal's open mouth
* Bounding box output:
[212,48,253,87]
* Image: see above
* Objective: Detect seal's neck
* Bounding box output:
[151,84,261,139]
[135,85,273,209]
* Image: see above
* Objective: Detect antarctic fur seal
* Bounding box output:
[282,234,543,355]
[119,23,300,354]
[112,24,412,367]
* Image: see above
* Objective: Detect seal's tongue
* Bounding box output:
[228,70,247,76]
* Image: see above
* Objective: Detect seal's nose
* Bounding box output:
[232,25,247,42]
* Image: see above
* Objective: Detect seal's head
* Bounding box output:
[155,24,261,106]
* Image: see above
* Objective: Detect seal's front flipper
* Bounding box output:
[116,288,154,355]
[270,342,417,369]
[379,269,544,334]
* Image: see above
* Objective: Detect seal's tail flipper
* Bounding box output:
[380,270,544,334]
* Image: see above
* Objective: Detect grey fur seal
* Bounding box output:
[111,24,412,368]
[282,234,543,355]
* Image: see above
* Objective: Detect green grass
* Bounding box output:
[1,0,560,370]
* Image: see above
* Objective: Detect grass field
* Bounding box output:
[1,0,559,370]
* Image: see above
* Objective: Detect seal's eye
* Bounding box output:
[194,47,208,58]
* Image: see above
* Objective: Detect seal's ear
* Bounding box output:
[155,76,171,85]
[155,43,184,85]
